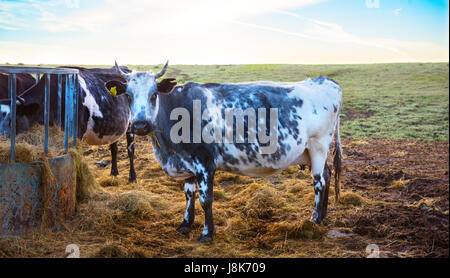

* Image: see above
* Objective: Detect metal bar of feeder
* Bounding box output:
[57,74,62,129]
[72,74,78,147]
[64,74,70,153]
[44,74,50,154]
[8,74,17,162]
[35,74,39,84]
[68,74,73,138]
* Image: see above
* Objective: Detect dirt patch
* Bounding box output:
[343,106,374,121]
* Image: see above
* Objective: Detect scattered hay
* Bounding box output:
[239,184,286,219]
[266,219,326,240]
[109,191,168,219]
[224,216,251,238]
[390,178,409,189]
[391,150,408,157]
[216,172,252,185]
[348,140,369,147]
[94,244,128,258]
[213,189,227,201]
[93,243,151,258]
[98,176,121,187]
[288,184,303,194]
[339,191,365,206]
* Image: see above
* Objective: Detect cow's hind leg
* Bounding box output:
[196,165,216,243]
[126,132,137,183]
[110,142,119,176]
[308,138,331,224]
[177,177,197,234]
[321,163,331,219]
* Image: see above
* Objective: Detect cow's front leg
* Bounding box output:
[110,142,119,176]
[196,168,215,243]
[126,132,137,183]
[177,177,197,234]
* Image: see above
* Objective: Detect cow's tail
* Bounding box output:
[333,107,343,204]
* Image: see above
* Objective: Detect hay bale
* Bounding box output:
[69,149,98,204]
[0,142,38,163]
[39,155,57,229]
[0,124,76,160]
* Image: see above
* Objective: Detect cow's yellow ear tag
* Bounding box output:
[110,86,117,96]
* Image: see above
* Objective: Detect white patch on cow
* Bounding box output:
[127,71,159,124]
[79,76,123,145]
[202,225,209,236]
[0,104,11,135]
[164,162,193,181]
[184,181,197,221]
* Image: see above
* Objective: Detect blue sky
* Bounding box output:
[0,0,448,64]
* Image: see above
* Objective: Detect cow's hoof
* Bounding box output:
[197,234,213,243]
[176,224,192,235]
[128,177,137,184]
[311,212,322,225]
[111,169,119,176]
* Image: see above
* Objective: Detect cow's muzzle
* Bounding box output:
[131,121,151,136]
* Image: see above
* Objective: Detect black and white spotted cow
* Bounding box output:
[111,63,343,242]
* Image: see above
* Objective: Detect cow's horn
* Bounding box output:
[154,60,169,79]
[16,96,25,105]
[115,60,128,79]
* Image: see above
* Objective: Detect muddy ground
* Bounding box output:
[0,137,448,258]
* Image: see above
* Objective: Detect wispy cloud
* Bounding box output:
[280,9,412,57]
[393,8,403,16]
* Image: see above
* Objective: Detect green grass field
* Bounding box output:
[4,63,449,141]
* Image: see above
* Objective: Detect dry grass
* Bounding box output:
[390,178,409,189]
[266,220,326,241]
[339,191,365,206]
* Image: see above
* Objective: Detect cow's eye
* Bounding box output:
[150,93,157,102]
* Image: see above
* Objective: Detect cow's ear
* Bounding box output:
[105,80,127,96]
[157,78,177,94]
